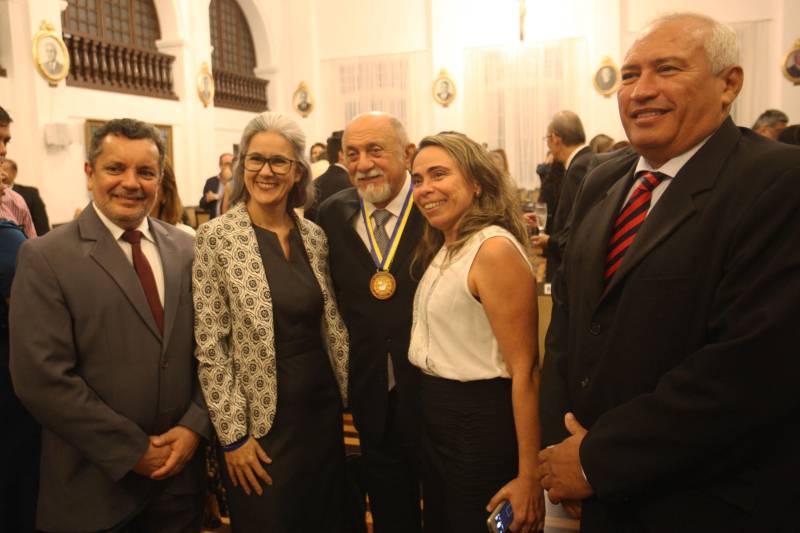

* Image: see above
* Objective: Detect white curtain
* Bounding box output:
[729,20,771,128]
[463,39,588,190]
[321,52,428,141]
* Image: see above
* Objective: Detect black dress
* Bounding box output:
[221,226,346,533]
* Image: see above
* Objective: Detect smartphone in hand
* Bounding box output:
[486,500,513,532]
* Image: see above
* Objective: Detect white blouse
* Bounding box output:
[409,225,532,381]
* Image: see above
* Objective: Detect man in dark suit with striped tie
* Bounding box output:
[539,13,800,532]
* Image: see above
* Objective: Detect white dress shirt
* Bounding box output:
[92,203,165,305]
[352,174,412,249]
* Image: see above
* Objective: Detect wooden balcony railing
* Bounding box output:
[213,69,269,112]
[63,33,177,100]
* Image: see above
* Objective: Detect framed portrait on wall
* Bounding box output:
[293,82,314,118]
[593,57,621,97]
[84,119,174,165]
[782,40,800,85]
[197,62,215,107]
[32,20,70,85]
[432,69,456,108]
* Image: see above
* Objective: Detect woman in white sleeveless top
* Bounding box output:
[409,132,544,533]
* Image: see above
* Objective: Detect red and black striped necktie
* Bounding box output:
[604,171,668,284]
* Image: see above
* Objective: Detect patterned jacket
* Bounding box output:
[193,202,349,446]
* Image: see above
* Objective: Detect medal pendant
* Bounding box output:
[370,271,396,300]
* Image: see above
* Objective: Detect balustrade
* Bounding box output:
[213,69,269,112]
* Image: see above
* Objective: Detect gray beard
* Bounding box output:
[356,180,393,205]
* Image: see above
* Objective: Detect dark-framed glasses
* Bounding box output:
[244,153,296,175]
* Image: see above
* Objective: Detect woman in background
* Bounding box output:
[193,111,349,532]
[150,160,195,236]
[409,131,544,533]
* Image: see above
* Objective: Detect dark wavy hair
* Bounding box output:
[410,131,529,274]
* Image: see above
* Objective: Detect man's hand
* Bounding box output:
[205,190,219,203]
[539,413,594,503]
[149,426,201,480]
[132,441,171,476]
[224,437,273,496]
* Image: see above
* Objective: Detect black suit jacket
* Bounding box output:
[13,183,50,235]
[544,146,593,275]
[304,164,353,222]
[541,118,800,531]
[199,175,220,217]
[317,188,423,446]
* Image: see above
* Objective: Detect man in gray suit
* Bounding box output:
[10,118,209,533]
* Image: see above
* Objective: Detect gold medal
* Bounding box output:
[370,271,396,300]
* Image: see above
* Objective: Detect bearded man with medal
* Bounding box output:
[317,112,426,533]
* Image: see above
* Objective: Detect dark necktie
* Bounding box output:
[604,171,668,284]
[122,229,164,334]
[371,209,391,257]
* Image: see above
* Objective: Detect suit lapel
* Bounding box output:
[583,167,637,306]
[80,206,161,339]
[602,118,742,297]
[152,221,180,351]
[338,191,380,274]
[391,206,423,275]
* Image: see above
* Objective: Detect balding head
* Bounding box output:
[342,112,415,208]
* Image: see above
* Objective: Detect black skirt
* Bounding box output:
[420,374,518,533]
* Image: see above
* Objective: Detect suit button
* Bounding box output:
[161,360,169,369]
[580,377,590,388]
[589,322,601,335]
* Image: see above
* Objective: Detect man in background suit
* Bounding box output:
[317,112,424,533]
[10,118,209,532]
[539,13,800,532]
[304,130,352,222]
[198,152,233,218]
[1,158,50,235]
[532,111,592,279]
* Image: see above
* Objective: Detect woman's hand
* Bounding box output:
[487,475,545,533]
[223,437,273,496]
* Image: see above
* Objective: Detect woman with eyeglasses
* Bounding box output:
[193,111,350,532]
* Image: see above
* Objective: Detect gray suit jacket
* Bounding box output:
[9,204,210,532]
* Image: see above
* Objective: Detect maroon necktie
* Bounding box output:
[604,171,667,284]
[122,229,164,334]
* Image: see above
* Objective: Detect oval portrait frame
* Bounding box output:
[197,62,215,107]
[592,57,621,97]
[293,81,314,118]
[781,40,800,85]
[32,20,70,86]
[432,69,456,108]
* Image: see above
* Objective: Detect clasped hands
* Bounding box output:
[538,413,593,518]
[132,425,200,480]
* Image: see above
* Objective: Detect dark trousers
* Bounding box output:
[358,391,423,533]
[0,403,40,533]
[82,490,204,533]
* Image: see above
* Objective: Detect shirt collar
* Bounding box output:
[634,134,713,180]
[363,173,411,218]
[92,203,155,243]
[564,144,587,170]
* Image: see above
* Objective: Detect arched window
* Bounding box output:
[61,0,176,99]
[209,0,268,112]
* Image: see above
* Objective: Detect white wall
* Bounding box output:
[0,0,796,225]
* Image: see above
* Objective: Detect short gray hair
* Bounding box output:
[644,13,739,74]
[752,109,789,130]
[228,111,312,210]
[549,110,586,146]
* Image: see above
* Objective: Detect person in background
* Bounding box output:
[304,130,352,222]
[540,13,800,531]
[0,159,50,235]
[588,134,614,154]
[0,108,35,239]
[193,111,350,532]
[410,131,544,533]
[10,118,209,532]
[199,153,233,218]
[778,124,800,145]
[751,108,788,140]
[310,142,327,163]
[531,111,592,280]
[0,103,38,533]
[317,112,425,533]
[151,160,195,236]
[489,148,510,175]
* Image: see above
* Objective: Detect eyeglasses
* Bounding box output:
[243,154,296,175]
[543,134,554,141]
